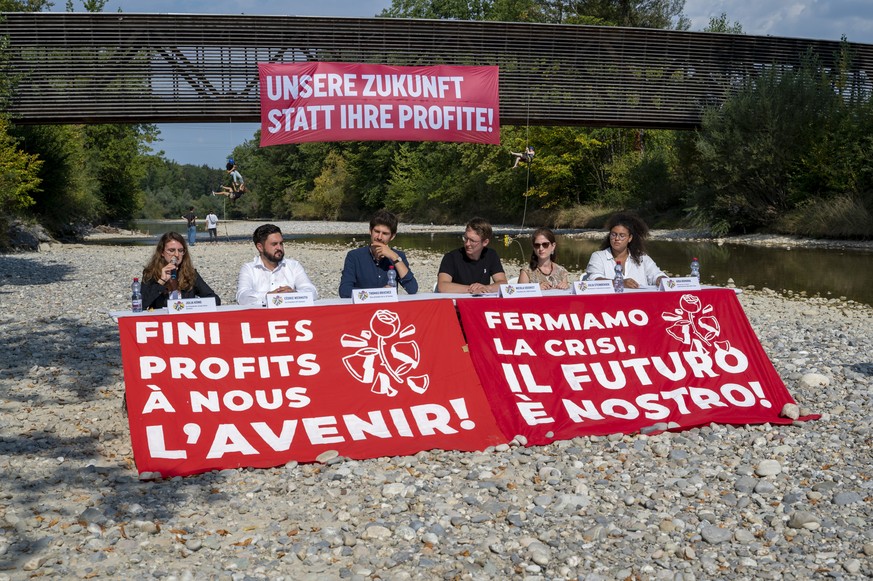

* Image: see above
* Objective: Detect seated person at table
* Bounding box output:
[518,227,570,290]
[585,212,667,289]
[437,217,508,294]
[339,209,419,298]
[236,224,318,306]
[141,232,221,309]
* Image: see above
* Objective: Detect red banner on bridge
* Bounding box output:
[258,62,500,146]
[457,290,799,445]
[119,301,506,477]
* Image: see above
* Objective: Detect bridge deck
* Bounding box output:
[2,12,871,128]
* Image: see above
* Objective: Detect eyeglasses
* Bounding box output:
[609,232,629,240]
[532,242,553,249]
[462,235,482,245]
[164,247,185,254]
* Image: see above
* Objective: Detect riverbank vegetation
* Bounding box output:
[2,1,871,247]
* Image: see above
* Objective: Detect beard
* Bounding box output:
[263,248,284,264]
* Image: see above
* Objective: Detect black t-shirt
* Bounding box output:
[184,212,196,227]
[438,247,504,286]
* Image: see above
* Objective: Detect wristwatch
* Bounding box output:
[393,258,401,264]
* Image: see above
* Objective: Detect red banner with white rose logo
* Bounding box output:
[259,62,500,146]
[457,289,799,445]
[118,301,506,477]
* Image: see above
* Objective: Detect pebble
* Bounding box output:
[0,224,870,579]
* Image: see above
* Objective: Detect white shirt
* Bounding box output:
[236,256,319,306]
[584,248,667,288]
[205,213,218,229]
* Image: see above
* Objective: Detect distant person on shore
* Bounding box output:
[518,227,570,290]
[236,224,318,306]
[140,232,221,309]
[182,206,197,246]
[213,162,246,201]
[339,210,419,298]
[205,211,219,242]
[585,212,667,289]
[510,146,535,168]
[437,217,508,294]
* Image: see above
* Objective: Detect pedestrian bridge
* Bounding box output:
[2,12,871,128]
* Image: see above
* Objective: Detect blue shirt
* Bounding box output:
[339,246,419,298]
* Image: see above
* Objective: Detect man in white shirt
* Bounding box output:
[236,224,318,306]
[205,211,219,242]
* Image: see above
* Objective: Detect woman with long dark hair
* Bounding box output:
[518,227,570,290]
[585,213,667,289]
[141,231,221,309]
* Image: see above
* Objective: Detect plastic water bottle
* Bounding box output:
[168,257,182,300]
[613,262,624,293]
[386,265,397,288]
[690,257,700,279]
[131,277,142,312]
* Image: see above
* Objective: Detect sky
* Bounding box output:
[50,0,873,168]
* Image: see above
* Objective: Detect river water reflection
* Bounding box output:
[118,221,873,306]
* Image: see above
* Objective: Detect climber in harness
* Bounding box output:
[212,160,247,201]
[510,145,535,169]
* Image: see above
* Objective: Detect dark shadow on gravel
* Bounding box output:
[849,362,873,376]
[0,255,74,286]
[0,431,225,572]
[0,317,122,403]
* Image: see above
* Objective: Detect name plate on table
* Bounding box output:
[267,292,315,308]
[352,287,398,304]
[499,283,542,298]
[572,280,615,295]
[167,297,217,314]
[659,277,701,292]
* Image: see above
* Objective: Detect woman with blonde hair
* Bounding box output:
[140,231,221,309]
[518,227,570,290]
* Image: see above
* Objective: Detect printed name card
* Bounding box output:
[352,287,399,304]
[267,292,315,308]
[499,283,543,298]
[166,297,217,314]
[572,280,616,295]
[659,277,701,292]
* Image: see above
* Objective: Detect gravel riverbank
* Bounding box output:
[0,227,871,580]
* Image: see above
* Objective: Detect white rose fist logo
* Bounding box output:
[662,293,729,353]
[340,310,430,397]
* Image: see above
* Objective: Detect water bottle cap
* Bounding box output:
[133,277,139,281]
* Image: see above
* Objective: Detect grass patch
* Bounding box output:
[775,195,873,239]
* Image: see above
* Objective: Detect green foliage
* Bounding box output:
[307,151,355,220]
[705,12,743,34]
[10,123,104,235]
[690,52,873,236]
[0,116,41,217]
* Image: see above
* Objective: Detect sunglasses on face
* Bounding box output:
[532,242,552,249]
[609,232,629,240]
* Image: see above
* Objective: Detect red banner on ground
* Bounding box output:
[259,62,500,146]
[119,301,506,477]
[457,290,798,445]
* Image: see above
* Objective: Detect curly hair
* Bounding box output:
[142,232,196,290]
[599,212,650,265]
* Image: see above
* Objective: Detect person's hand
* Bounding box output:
[160,261,177,283]
[370,242,398,263]
[624,278,640,289]
[556,280,570,290]
[269,285,295,294]
[468,283,490,294]
[540,281,552,290]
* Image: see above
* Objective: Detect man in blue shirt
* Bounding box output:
[339,210,419,298]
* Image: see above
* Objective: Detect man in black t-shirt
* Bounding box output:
[437,217,507,294]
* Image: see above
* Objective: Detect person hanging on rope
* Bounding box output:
[212,161,247,201]
[510,145,535,168]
